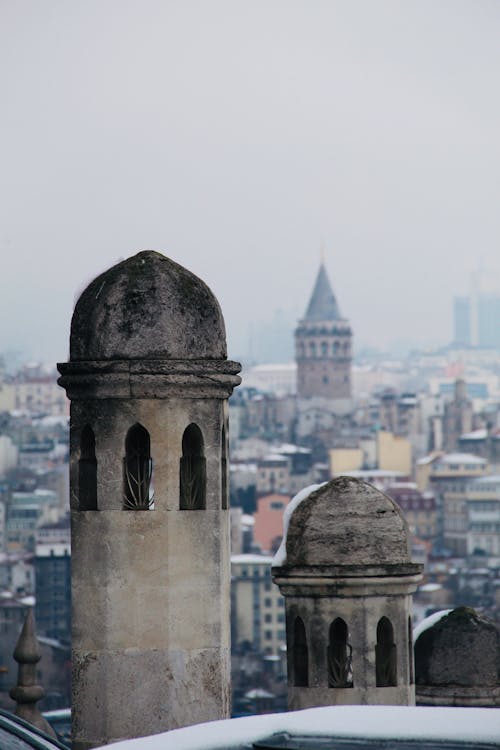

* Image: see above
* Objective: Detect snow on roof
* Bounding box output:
[272,483,325,567]
[240,514,255,526]
[275,443,311,455]
[35,542,70,557]
[437,453,487,465]
[416,454,439,465]
[103,705,500,750]
[247,363,297,373]
[261,453,288,464]
[230,462,257,473]
[418,583,442,592]
[413,609,452,641]
[39,635,69,651]
[470,474,500,484]
[388,482,418,490]
[244,688,274,699]
[19,595,35,607]
[343,469,405,478]
[460,428,488,440]
[231,554,273,565]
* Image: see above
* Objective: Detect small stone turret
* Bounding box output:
[272,477,422,709]
[58,251,241,750]
[415,607,500,707]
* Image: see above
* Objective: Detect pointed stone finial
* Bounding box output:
[9,609,56,738]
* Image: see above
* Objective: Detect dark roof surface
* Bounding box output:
[304,264,342,322]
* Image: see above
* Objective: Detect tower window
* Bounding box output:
[123,423,153,510]
[327,618,353,687]
[221,423,228,510]
[408,616,414,684]
[376,617,397,687]
[78,425,97,511]
[293,616,308,687]
[180,423,206,510]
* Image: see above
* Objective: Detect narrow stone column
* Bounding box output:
[10,609,56,738]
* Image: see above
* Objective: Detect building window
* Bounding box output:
[180,423,206,510]
[264,598,272,607]
[264,614,272,623]
[327,618,353,688]
[293,616,308,687]
[123,423,153,510]
[265,630,273,640]
[376,617,397,687]
[78,425,97,511]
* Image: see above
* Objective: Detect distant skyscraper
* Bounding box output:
[295,263,352,402]
[453,293,500,349]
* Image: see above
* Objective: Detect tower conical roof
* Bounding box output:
[304,263,341,321]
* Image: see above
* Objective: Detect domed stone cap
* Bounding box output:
[415,607,500,688]
[283,476,411,567]
[70,251,227,361]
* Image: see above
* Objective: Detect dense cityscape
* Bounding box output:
[0,263,499,721]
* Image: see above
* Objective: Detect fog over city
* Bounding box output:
[1,1,500,363]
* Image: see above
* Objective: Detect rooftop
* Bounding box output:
[303,263,342,322]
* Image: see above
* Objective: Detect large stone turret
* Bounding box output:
[272,477,422,709]
[58,251,241,750]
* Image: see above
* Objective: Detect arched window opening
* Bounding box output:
[221,423,228,510]
[309,342,316,357]
[408,616,414,684]
[180,423,206,510]
[123,423,153,510]
[321,341,328,356]
[78,425,97,510]
[333,341,340,355]
[293,617,308,687]
[327,618,353,688]
[376,617,397,687]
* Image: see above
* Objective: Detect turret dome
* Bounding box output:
[281,476,412,568]
[70,251,227,361]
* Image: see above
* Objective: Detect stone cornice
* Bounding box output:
[272,562,423,597]
[57,359,242,400]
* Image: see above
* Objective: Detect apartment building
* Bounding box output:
[231,554,285,656]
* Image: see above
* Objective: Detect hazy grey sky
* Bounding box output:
[1,0,499,363]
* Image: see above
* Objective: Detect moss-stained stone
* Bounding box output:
[415,607,500,691]
[70,251,227,361]
[284,476,411,568]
